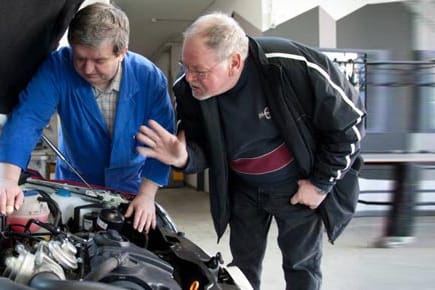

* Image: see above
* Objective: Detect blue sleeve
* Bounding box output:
[0,53,60,169]
[140,71,175,186]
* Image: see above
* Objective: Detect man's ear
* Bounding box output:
[118,47,128,61]
[229,53,243,76]
[230,53,242,69]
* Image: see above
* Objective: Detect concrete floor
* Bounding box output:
[156,186,435,290]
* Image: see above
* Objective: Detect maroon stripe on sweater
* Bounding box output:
[230,143,294,175]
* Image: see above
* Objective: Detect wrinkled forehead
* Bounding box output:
[182,36,218,64]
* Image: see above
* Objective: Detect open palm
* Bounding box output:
[136,120,188,168]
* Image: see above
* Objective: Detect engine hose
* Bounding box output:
[84,252,129,282]
[36,190,62,227]
[29,272,126,290]
[0,277,34,290]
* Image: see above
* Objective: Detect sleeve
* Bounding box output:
[292,45,366,193]
[0,53,60,169]
[180,142,209,174]
[140,69,175,186]
[172,77,210,174]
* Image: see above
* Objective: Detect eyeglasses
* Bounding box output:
[178,59,225,80]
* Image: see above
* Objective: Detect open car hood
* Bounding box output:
[0,0,84,114]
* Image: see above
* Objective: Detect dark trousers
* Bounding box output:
[228,181,323,290]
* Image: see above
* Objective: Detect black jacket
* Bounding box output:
[173,36,366,241]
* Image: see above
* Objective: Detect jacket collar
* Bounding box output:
[248,36,269,67]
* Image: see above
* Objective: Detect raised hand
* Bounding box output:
[136,120,188,168]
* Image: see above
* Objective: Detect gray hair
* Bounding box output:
[67,2,129,56]
[183,12,249,61]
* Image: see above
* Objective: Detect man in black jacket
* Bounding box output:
[135,12,366,290]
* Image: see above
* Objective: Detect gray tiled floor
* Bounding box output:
[156,186,435,290]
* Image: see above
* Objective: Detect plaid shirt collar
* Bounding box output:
[93,63,122,96]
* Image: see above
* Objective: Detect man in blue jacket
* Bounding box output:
[135,12,365,290]
[0,2,175,233]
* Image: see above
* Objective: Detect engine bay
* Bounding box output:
[0,175,249,290]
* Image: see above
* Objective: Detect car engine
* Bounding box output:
[0,176,250,290]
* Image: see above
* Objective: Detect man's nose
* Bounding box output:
[184,70,196,82]
[83,60,95,74]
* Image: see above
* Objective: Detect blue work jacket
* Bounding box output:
[0,47,175,194]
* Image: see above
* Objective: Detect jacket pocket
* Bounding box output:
[318,166,360,244]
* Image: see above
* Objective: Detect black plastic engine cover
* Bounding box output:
[87,230,181,290]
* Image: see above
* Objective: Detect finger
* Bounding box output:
[139,214,151,233]
[136,131,148,144]
[290,195,298,205]
[0,191,6,214]
[138,125,147,133]
[142,124,160,141]
[151,215,157,230]
[14,192,24,211]
[137,122,161,145]
[290,192,300,205]
[139,218,148,233]
[136,131,157,148]
[144,215,154,233]
[309,202,319,210]
[124,204,134,218]
[136,146,156,157]
[137,124,158,140]
[133,210,143,232]
[136,220,144,232]
[6,192,18,214]
[6,205,14,214]
[148,119,170,139]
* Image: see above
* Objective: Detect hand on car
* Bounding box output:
[0,178,24,215]
[124,178,160,233]
[124,191,157,233]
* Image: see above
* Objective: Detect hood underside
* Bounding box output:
[0,0,84,114]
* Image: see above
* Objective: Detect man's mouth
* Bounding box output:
[189,83,201,91]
